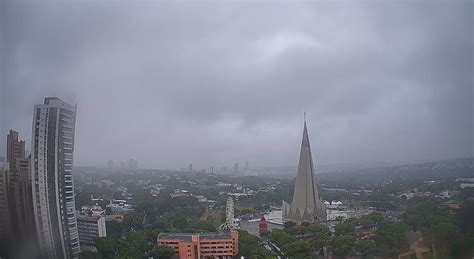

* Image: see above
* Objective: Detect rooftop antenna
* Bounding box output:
[304,112,307,122]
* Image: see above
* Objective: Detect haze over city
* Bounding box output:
[1,1,472,169]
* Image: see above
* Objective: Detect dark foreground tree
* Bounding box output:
[149,245,175,259]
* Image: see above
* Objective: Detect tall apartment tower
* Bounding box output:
[7,130,26,172]
[0,162,11,251]
[6,130,36,245]
[31,97,80,258]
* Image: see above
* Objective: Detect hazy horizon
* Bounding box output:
[1,1,473,169]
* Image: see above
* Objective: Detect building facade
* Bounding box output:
[31,97,80,258]
[76,214,106,247]
[6,130,36,244]
[0,162,11,248]
[7,130,26,173]
[157,231,238,259]
[283,120,326,223]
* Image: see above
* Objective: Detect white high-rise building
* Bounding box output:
[31,97,80,258]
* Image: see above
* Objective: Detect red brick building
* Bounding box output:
[157,231,238,259]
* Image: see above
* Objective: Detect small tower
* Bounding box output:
[226,197,235,228]
[259,214,268,237]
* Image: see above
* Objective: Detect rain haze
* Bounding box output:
[1,1,472,169]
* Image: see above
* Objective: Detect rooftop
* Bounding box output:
[158,232,233,242]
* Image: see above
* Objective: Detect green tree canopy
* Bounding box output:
[149,245,174,259]
[282,240,313,258]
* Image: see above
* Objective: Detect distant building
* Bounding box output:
[31,97,80,258]
[189,163,193,173]
[106,200,134,214]
[234,163,239,175]
[460,183,474,188]
[157,231,238,259]
[76,214,106,248]
[283,119,326,223]
[355,224,377,239]
[107,160,114,169]
[127,158,138,170]
[81,204,106,217]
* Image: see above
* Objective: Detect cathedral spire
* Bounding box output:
[287,118,326,222]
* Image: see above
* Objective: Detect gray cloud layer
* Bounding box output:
[1,1,472,169]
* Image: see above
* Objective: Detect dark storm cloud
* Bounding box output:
[1,1,472,169]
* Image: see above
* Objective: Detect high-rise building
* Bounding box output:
[6,130,35,244]
[234,162,239,175]
[0,162,11,248]
[15,158,36,240]
[107,160,114,169]
[31,97,80,258]
[127,158,138,170]
[7,130,25,172]
[282,120,326,223]
[157,231,238,259]
[188,163,193,173]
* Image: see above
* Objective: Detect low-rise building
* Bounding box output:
[76,214,106,248]
[81,204,106,217]
[106,200,134,214]
[157,231,238,259]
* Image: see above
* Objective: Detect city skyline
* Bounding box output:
[0,1,473,258]
[1,1,472,169]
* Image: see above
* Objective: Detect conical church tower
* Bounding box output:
[283,118,326,222]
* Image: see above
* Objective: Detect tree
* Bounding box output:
[282,240,313,258]
[310,227,332,254]
[172,216,188,230]
[96,236,119,259]
[284,221,296,229]
[105,220,123,238]
[149,245,175,259]
[301,221,311,227]
[332,235,356,258]
[374,221,409,258]
[79,251,101,259]
[354,239,377,257]
[238,230,276,258]
[127,231,150,256]
[123,212,144,231]
[334,220,356,236]
[267,229,296,248]
[424,218,458,259]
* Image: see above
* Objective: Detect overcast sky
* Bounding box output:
[1,1,472,169]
